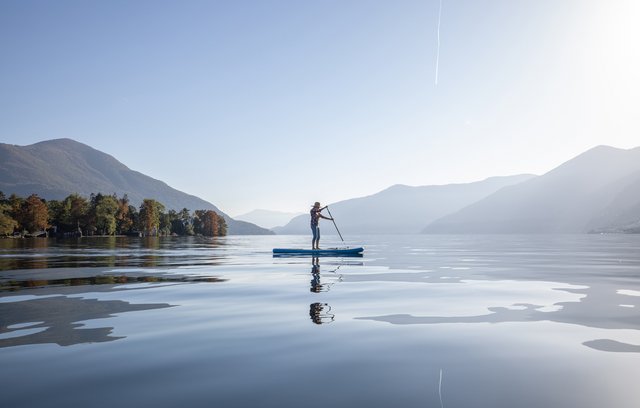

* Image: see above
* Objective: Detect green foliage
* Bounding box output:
[93,194,119,235]
[165,208,195,236]
[0,192,18,235]
[218,216,227,236]
[47,193,89,234]
[0,201,18,235]
[1,191,227,237]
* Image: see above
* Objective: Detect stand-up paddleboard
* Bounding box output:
[273,247,364,256]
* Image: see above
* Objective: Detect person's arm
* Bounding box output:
[319,214,333,220]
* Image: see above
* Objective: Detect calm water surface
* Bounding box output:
[1,234,639,408]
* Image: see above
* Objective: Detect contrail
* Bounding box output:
[435,0,443,86]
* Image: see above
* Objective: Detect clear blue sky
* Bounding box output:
[1,0,639,215]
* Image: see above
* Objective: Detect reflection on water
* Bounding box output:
[349,265,640,325]
[1,274,226,292]
[583,339,640,353]
[0,265,226,348]
[0,294,172,348]
[308,257,344,323]
[309,257,342,293]
[0,236,228,270]
[346,235,640,356]
[0,235,639,408]
[309,303,335,324]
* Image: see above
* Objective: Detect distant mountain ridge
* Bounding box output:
[423,145,640,233]
[273,174,535,235]
[0,138,271,235]
[233,209,303,229]
[7,140,637,236]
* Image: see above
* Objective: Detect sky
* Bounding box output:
[1,0,639,216]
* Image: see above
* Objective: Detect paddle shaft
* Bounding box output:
[325,206,344,242]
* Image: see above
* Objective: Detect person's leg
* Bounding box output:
[311,226,319,249]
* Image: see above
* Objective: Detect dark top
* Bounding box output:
[310,208,321,227]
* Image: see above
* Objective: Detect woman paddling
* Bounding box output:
[310,202,333,249]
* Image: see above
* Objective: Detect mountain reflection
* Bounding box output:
[0,273,226,348]
[355,279,640,353]
[355,284,640,330]
[0,295,171,348]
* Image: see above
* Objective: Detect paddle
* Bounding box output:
[325,206,344,242]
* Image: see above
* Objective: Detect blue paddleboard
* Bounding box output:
[272,247,364,256]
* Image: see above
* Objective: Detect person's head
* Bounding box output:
[313,202,321,208]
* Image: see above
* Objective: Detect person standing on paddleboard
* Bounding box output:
[310,202,333,249]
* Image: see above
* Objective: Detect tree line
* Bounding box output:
[0,192,227,237]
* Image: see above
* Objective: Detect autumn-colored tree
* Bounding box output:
[115,194,134,233]
[139,199,164,236]
[0,192,232,237]
[20,194,49,233]
[193,210,226,237]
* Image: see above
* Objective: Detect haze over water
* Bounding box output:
[1,234,639,408]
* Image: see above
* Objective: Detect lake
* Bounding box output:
[1,234,639,408]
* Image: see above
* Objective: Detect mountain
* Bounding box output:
[584,168,640,233]
[423,146,640,234]
[233,209,303,229]
[272,174,535,235]
[0,138,272,235]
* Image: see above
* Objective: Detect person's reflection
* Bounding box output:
[310,257,323,293]
[309,257,336,324]
[309,302,334,324]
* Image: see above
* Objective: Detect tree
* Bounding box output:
[128,204,139,233]
[94,194,118,235]
[8,194,23,222]
[115,194,134,233]
[45,194,89,235]
[166,208,193,236]
[0,202,18,235]
[0,192,230,237]
[160,211,173,236]
[180,208,193,233]
[217,215,227,236]
[20,194,49,233]
[67,194,89,234]
[139,199,164,236]
[193,210,226,237]
[47,199,64,234]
